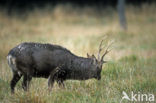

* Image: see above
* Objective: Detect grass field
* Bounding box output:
[0,4,156,103]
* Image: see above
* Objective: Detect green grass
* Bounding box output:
[0,4,156,103]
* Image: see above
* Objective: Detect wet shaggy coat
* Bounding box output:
[7,42,102,93]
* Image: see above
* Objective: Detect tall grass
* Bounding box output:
[0,4,156,103]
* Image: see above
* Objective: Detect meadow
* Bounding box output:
[0,4,156,103]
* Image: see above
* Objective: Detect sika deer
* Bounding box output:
[7,39,113,93]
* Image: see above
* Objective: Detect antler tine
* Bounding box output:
[97,36,107,60]
[101,40,114,62]
[97,39,103,60]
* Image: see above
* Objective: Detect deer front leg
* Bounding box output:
[57,79,65,88]
[48,76,55,91]
[48,67,60,91]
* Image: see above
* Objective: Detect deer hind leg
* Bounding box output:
[10,73,22,94]
[48,67,60,91]
[7,55,22,93]
[22,75,32,91]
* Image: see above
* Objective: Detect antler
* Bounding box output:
[97,39,104,61]
[97,36,108,61]
[100,40,114,62]
[97,36,114,62]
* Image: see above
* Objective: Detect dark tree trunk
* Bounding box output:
[117,0,127,30]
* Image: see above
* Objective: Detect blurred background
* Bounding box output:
[0,0,156,103]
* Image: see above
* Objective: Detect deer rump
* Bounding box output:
[8,43,72,78]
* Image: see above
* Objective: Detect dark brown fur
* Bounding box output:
[7,42,109,93]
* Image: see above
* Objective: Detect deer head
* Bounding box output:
[87,38,114,80]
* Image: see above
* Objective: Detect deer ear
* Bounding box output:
[91,54,96,58]
[87,53,91,58]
